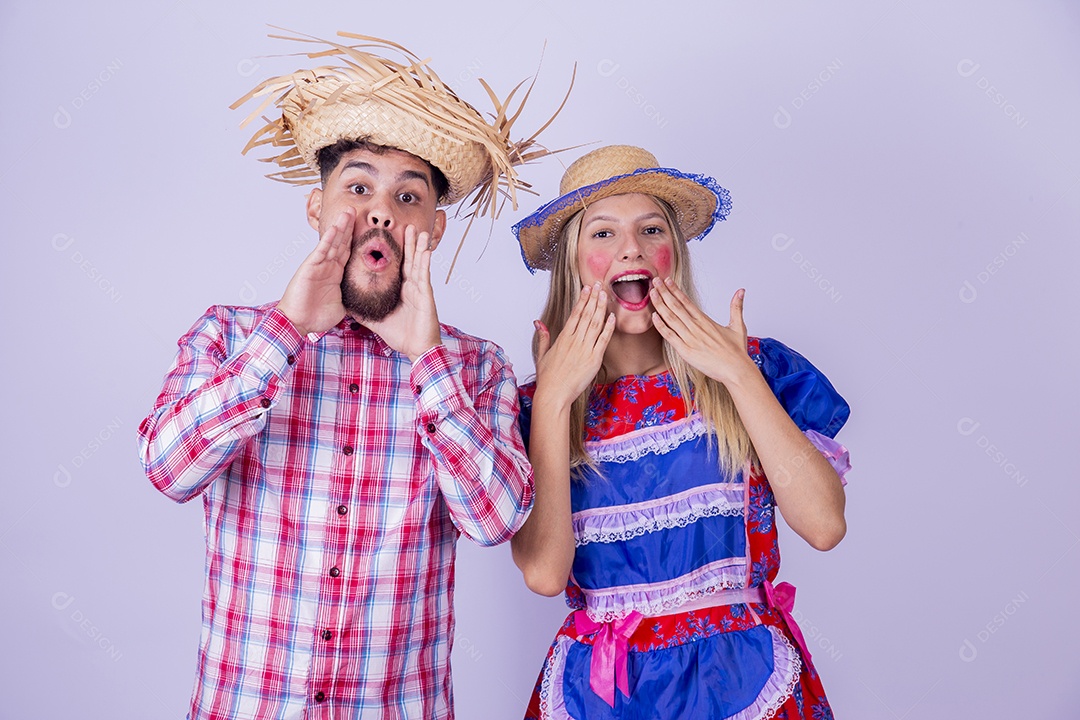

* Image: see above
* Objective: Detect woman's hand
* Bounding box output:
[650,279,757,388]
[513,283,612,597]
[653,278,847,550]
[534,282,616,409]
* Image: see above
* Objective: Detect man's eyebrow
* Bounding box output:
[397,169,431,187]
[340,160,378,176]
[338,162,430,188]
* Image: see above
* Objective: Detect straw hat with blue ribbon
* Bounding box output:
[513,145,732,273]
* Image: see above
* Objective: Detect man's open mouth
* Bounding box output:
[358,237,394,272]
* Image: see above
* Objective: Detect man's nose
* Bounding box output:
[366,195,394,229]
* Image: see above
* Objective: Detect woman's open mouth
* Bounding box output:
[610,271,653,310]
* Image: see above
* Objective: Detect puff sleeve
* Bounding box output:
[751,337,852,482]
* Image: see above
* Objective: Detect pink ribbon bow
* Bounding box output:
[764,580,812,664]
[573,610,644,708]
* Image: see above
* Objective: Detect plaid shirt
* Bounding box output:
[138,304,533,720]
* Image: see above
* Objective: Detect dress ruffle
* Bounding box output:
[572,482,743,547]
[728,627,803,720]
[580,558,746,623]
[804,428,851,485]
[585,414,708,464]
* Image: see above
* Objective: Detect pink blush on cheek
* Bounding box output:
[584,253,611,283]
[652,246,672,277]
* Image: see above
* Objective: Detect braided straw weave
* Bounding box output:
[231,28,572,219]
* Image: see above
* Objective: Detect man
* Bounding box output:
[138,31,556,719]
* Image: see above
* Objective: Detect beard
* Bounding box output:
[340,227,404,322]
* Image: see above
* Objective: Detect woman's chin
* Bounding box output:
[615,312,660,337]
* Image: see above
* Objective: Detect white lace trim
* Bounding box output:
[585,414,708,464]
[572,484,744,546]
[538,635,574,720]
[581,558,747,623]
[729,626,802,720]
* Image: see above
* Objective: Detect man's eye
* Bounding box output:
[399,192,415,203]
[349,184,367,195]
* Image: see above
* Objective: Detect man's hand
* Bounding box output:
[367,224,443,361]
[277,208,354,337]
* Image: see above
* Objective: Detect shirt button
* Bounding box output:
[314,691,326,703]
[329,567,341,578]
[414,384,422,395]
[322,629,333,641]
[337,505,348,516]
[349,383,359,393]
[342,445,353,455]
[425,422,436,434]
[286,355,296,365]
[350,322,361,331]
[259,398,271,409]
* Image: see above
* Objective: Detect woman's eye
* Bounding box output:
[643,225,664,235]
[593,230,613,239]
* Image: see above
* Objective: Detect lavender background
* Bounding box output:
[2,1,1077,717]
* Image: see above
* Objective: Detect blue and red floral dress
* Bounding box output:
[519,337,851,720]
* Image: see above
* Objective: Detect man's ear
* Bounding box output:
[428,209,447,250]
[306,188,323,232]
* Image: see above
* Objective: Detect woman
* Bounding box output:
[510,145,851,719]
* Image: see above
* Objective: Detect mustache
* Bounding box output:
[352,227,401,259]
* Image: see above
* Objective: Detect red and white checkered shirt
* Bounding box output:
[138,304,533,720]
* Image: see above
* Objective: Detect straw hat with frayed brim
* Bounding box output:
[231,28,572,227]
[513,145,732,273]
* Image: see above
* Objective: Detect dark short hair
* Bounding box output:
[316,138,450,202]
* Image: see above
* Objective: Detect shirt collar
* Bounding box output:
[315,316,394,357]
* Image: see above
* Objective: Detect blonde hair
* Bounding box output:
[534,196,756,476]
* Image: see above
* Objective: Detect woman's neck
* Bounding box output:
[600,329,667,381]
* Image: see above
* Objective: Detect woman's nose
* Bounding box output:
[619,236,644,260]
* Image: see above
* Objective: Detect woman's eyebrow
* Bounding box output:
[584,211,664,226]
